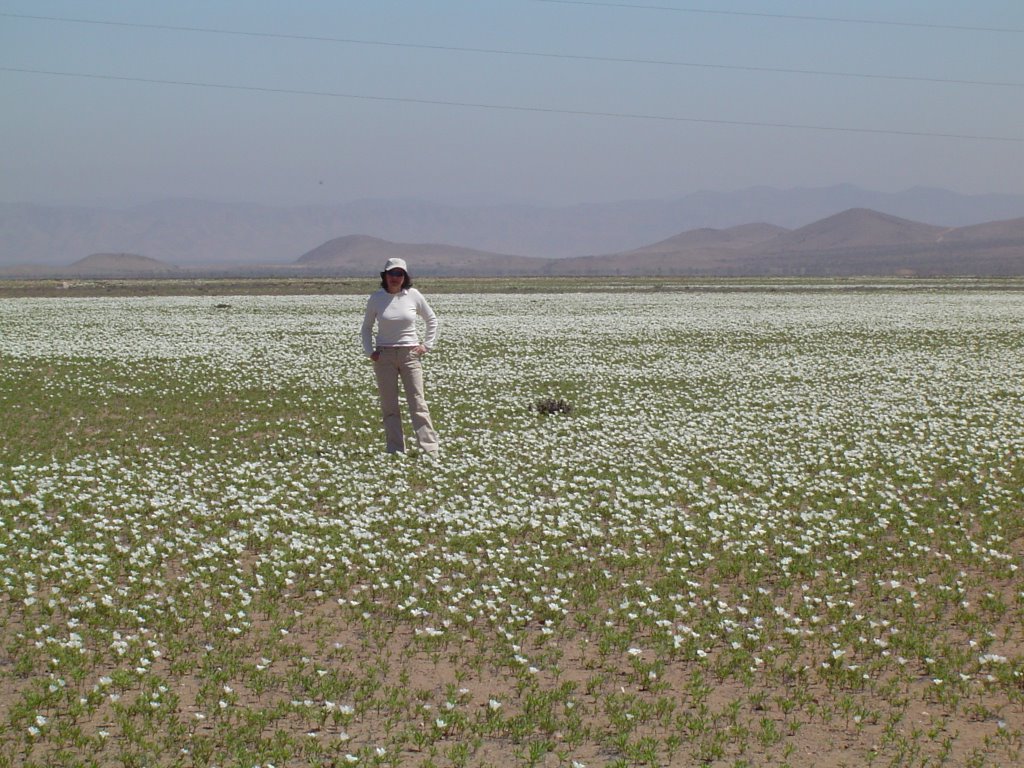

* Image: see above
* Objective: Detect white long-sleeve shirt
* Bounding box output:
[361,288,439,357]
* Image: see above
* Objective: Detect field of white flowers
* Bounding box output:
[0,286,1022,768]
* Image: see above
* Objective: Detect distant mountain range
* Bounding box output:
[7,208,1024,278]
[4,184,1024,270]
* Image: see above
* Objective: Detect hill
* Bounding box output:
[936,217,1024,243]
[68,253,180,277]
[541,223,789,276]
[4,185,1024,267]
[625,223,787,255]
[763,209,946,252]
[287,212,1024,278]
[614,211,1024,277]
[294,235,544,276]
[2,208,1023,279]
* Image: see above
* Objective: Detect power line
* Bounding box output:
[3,66,1022,144]
[2,12,1022,90]
[531,0,1024,34]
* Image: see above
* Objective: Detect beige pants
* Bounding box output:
[373,347,439,454]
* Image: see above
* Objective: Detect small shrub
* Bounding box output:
[533,398,574,415]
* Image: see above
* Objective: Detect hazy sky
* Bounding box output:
[3,0,1023,207]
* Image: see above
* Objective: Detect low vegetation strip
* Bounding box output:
[2,276,1024,298]
[0,287,1022,767]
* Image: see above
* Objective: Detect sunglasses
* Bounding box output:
[386,269,406,277]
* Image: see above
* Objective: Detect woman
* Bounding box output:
[360,258,440,456]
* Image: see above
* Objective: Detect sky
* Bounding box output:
[2,0,1024,207]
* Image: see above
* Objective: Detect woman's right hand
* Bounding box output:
[370,350,381,361]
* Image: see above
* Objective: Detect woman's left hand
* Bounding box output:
[413,344,428,356]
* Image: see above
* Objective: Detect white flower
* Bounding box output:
[979,654,1008,665]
